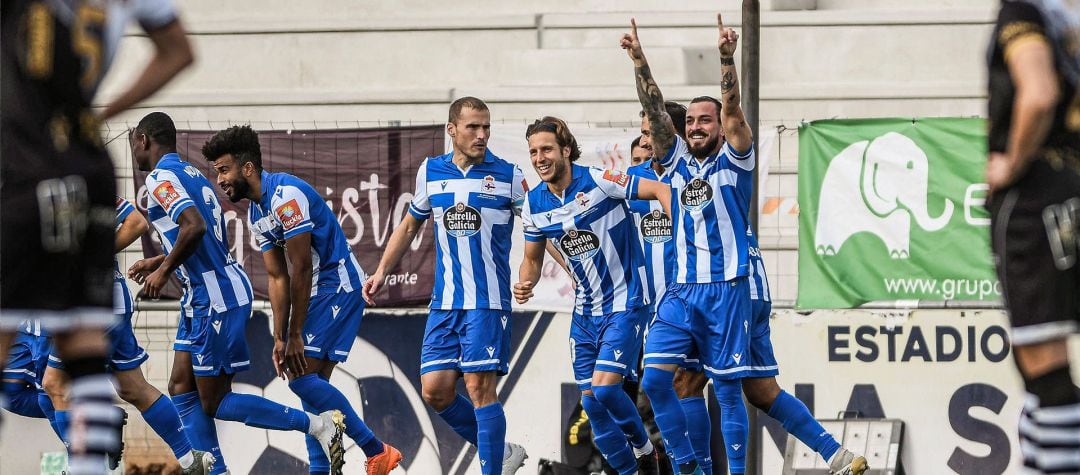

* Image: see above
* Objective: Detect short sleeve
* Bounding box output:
[589,168,640,201]
[132,0,179,32]
[408,159,432,221]
[247,209,276,252]
[511,165,529,216]
[270,185,314,240]
[723,141,756,171]
[145,170,193,223]
[659,135,690,169]
[115,196,135,228]
[997,2,1047,61]
[521,199,545,242]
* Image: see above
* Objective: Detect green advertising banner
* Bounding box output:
[797,118,999,309]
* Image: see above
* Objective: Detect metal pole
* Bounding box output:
[742,3,761,473]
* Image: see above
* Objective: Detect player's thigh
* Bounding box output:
[694,280,752,380]
[593,307,648,384]
[169,350,197,395]
[459,309,511,375]
[569,314,601,392]
[421,310,464,375]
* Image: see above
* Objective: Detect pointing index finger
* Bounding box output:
[630,17,638,38]
[717,13,724,30]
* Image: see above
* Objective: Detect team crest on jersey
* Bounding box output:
[575,191,590,209]
[680,178,714,211]
[481,175,497,193]
[275,199,305,230]
[602,169,630,187]
[153,181,182,211]
[443,202,481,237]
[639,209,672,244]
[559,229,601,262]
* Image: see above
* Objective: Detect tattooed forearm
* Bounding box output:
[720,71,736,94]
[634,61,675,157]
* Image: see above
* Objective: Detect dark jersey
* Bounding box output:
[987,0,1079,156]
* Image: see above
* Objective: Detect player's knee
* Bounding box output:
[421,385,455,411]
[199,393,223,417]
[464,374,496,406]
[673,370,706,399]
[640,367,675,397]
[41,372,66,400]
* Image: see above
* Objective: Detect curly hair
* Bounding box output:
[525,116,581,162]
[201,125,263,171]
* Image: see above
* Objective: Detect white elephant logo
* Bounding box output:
[814,132,954,259]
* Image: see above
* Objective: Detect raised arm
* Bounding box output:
[98,21,194,121]
[621,18,677,162]
[717,13,752,153]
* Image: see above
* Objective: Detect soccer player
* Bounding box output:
[42,196,216,474]
[514,116,671,475]
[2,320,61,440]
[622,15,867,475]
[203,125,402,475]
[985,2,1079,473]
[1,1,193,472]
[630,137,651,166]
[363,97,529,475]
[127,112,347,475]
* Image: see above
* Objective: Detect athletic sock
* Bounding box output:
[301,400,330,475]
[141,395,194,462]
[680,396,713,474]
[36,392,65,442]
[1019,365,1080,473]
[214,392,309,432]
[767,390,840,462]
[581,393,637,475]
[436,393,479,445]
[474,403,507,475]
[289,373,383,457]
[65,359,122,475]
[711,379,747,475]
[172,391,225,474]
[640,368,695,465]
[592,383,651,451]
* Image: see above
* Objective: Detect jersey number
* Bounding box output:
[202,187,225,245]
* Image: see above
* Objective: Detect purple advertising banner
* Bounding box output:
[132,125,442,307]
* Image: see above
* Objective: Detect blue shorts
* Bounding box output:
[570,307,649,391]
[421,309,511,375]
[747,299,778,378]
[303,289,365,362]
[643,279,751,381]
[179,305,252,377]
[4,331,49,385]
[48,312,148,372]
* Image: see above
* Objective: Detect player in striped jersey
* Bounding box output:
[42,195,215,474]
[2,320,61,439]
[204,125,401,475]
[624,15,866,475]
[515,117,671,475]
[364,97,528,475]
[128,113,346,475]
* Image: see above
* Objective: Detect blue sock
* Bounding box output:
[712,379,747,475]
[173,391,226,474]
[581,394,637,475]
[37,393,64,443]
[214,392,309,432]
[436,393,479,445]
[768,390,840,462]
[301,399,330,475]
[142,395,193,460]
[2,382,45,418]
[592,383,650,450]
[474,403,506,475]
[680,397,713,474]
[289,374,383,457]
[640,368,695,465]
[54,410,70,446]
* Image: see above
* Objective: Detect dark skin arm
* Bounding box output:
[262,247,292,379]
[98,21,194,121]
[621,18,677,162]
[135,207,205,299]
[283,231,314,376]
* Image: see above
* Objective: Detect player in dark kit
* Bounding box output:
[1,1,193,473]
[985,1,1079,473]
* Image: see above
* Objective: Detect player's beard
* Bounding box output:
[226,178,250,203]
[688,134,720,158]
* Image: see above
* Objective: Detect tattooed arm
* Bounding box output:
[621,18,677,164]
[717,13,752,154]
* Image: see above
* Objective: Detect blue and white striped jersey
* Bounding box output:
[408,150,526,311]
[114,197,136,316]
[522,164,648,316]
[748,233,770,303]
[659,135,755,283]
[248,171,366,296]
[626,161,675,307]
[146,153,253,318]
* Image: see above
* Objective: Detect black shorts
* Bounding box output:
[988,158,1080,346]
[0,135,117,331]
